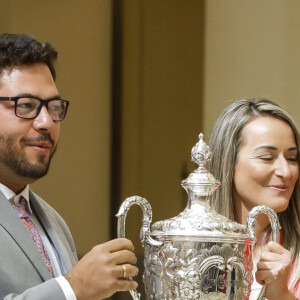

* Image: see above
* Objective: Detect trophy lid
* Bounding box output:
[151,134,251,243]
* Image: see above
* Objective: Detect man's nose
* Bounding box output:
[33,106,54,131]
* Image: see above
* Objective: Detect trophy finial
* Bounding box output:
[191,133,211,167]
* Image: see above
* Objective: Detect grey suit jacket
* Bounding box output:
[0,190,78,299]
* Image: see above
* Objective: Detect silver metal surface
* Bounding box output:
[247,205,280,300]
[116,133,280,300]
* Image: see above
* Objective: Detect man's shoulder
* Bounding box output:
[30,191,57,211]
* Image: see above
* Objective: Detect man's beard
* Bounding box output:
[0,134,57,179]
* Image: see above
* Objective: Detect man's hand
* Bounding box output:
[255,241,296,299]
[65,238,139,300]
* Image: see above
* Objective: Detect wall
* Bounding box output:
[119,0,205,253]
[203,0,300,136]
[0,0,112,257]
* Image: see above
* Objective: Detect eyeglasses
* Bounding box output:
[0,96,69,121]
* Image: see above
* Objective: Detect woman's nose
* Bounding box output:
[274,157,291,178]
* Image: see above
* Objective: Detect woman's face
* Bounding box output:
[233,116,299,222]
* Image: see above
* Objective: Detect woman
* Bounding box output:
[208,98,300,299]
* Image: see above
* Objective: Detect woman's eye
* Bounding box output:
[287,156,297,162]
[259,156,273,161]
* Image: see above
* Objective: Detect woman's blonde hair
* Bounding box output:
[208,98,300,289]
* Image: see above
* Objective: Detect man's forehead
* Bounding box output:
[0,63,58,97]
[0,68,18,91]
[1,63,51,77]
[0,67,22,79]
[0,67,25,92]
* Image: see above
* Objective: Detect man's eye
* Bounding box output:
[17,103,34,109]
[49,105,61,111]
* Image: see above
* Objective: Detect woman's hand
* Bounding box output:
[255,241,296,299]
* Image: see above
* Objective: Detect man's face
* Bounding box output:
[0,63,60,184]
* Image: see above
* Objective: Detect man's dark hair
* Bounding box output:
[0,33,58,80]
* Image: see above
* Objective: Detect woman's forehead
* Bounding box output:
[240,116,296,148]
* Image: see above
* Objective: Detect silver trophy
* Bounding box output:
[117,134,280,300]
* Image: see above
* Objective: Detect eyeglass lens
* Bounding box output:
[16,97,67,121]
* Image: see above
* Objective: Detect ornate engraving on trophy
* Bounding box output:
[143,242,253,300]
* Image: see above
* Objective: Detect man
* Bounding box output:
[0,33,138,299]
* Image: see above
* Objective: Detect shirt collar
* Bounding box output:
[0,183,31,214]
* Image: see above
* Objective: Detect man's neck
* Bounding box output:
[0,181,25,195]
[0,165,34,194]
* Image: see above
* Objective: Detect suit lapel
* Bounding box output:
[29,191,74,274]
[0,191,52,281]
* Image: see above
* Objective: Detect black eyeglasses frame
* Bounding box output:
[0,96,69,122]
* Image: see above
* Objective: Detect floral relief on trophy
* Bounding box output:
[143,241,252,299]
[152,211,248,237]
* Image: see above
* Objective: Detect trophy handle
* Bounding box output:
[116,196,163,300]
[246,205,280,300]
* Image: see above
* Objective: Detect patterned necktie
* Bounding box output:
[11,196,54,277]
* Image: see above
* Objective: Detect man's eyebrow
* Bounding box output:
[254,145,298,151]
[47,95,62,100]
[15,93,62,100]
